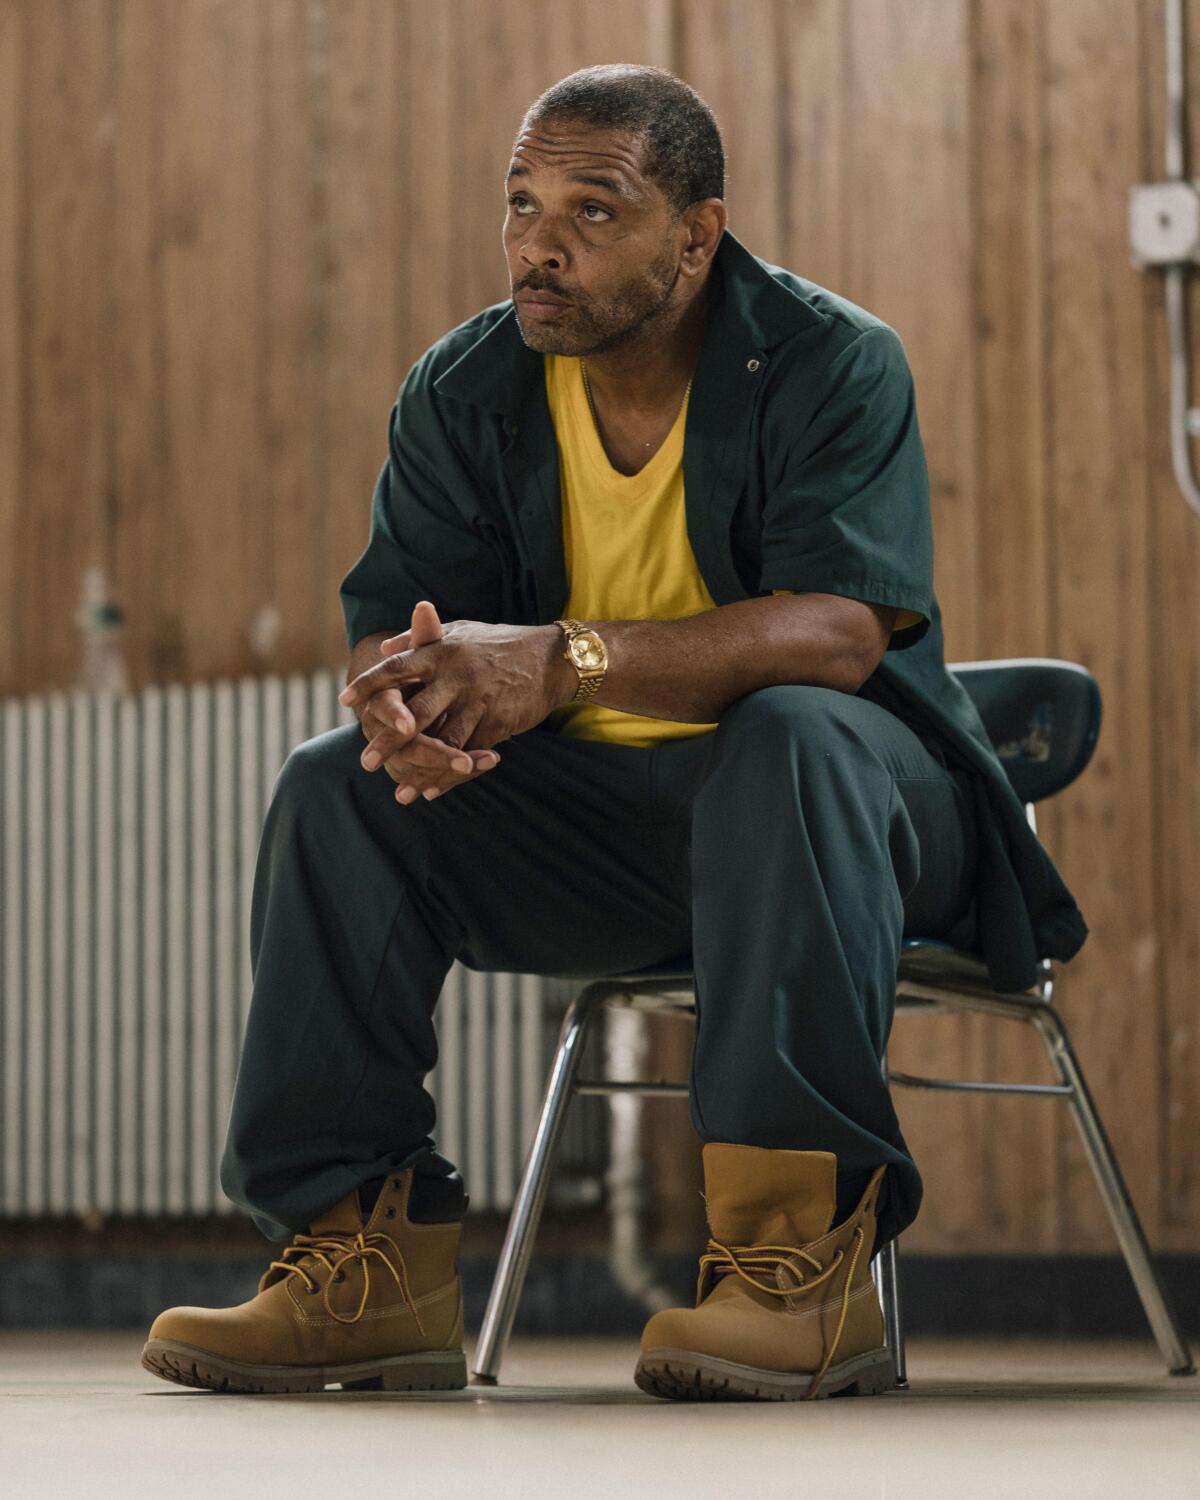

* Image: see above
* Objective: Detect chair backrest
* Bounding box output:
[947,657,1102,804]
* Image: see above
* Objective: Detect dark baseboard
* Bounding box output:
[1,1251,1196,1339]
[864,1253,1199,1341]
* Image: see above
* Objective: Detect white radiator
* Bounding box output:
[0,669,602,1218]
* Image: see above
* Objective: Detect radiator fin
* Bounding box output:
[0,673,604,1217]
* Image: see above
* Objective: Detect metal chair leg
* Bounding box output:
[874,1052,908,1389]
[873,1233,908,1389]
[1031,1003,1196,1376]
[471,981,610,1383]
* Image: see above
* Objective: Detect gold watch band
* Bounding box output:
[555,618,608,702]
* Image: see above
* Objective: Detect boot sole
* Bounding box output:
[634,1345,898,1402]
[141,1337,467,1394]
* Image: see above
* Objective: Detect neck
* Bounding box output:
[581,277,710,408]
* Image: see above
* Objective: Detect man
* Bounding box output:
[143,64,1087,1401]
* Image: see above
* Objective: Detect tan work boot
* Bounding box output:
[635,1144,896,1401]
[141,1168,468,1393]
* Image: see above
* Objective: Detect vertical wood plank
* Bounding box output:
[677,0,788,262]
[780,1,847,286]
[22,0,110,690]
[844,0,980,654]
[559,0,674,62]
[160,0,266,680]
[1141,0,1200,1254]
[838,0,986,1252]
[321,0,402,649]
[0,0,24,695]
[395,0,460,365]
[1042,0,1159,1249]
[445,0,516,323]
[111,0,169,691]
[969,0,1059,1251]
[261,0,326,669]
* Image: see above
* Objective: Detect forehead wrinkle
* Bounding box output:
[512,128,645,175]
[568,171,638,202]
[507,149,648,208]
[506,160,640,204]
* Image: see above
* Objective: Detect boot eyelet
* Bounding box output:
[391,1177,402,1189]
[306,1283,319,1295]
[385,1206,396,1218]
[333,1270,345,1282]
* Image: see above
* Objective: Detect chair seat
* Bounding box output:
[542,954,695,984]
[895,937,1003,992]
[568,939,1000,994]
[606,954,695,983]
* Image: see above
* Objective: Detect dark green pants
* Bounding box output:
[220,683,978,1252]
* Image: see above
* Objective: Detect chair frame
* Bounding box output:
[471,690,1197,1388]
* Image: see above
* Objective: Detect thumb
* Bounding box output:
[380,599,443,654]
[408,599,444,648]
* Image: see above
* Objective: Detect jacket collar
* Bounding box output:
[432,228,821,414]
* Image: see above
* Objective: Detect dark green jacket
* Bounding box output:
[340,228,1088,992]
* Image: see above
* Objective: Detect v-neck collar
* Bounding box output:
[552,354,689,493]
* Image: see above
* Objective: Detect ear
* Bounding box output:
[678,198,727,279]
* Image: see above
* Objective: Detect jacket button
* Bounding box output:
[747,358,761,372]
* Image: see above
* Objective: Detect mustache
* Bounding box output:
[514,278,577,301]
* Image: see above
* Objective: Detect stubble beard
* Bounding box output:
[512,239,682,358]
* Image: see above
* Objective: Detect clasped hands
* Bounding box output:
[338,600,572,805]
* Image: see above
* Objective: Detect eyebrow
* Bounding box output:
[505,163,637,203]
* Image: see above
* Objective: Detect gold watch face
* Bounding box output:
[568,630,606,670]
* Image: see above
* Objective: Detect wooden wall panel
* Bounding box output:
[449,1,542,339]
[968,0,1059,1252]
[110,0,170,683]
[3,0,1198,1256]
[395,2,461,366]
[679,0,789,262]
[839,0,988,1253]
[1143,0,1200,1255]
[844,0,980,651]
[320,2,405,651]
[0,1,23,694]
[260,0,326,667]
[780,1,846,286]
[22,2,109,689]
[1042,0,1160,1251]
[160,0,267,680]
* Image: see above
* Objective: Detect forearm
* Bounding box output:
[547,594,885,723]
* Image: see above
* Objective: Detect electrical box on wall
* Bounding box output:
[1128,180,1200,268]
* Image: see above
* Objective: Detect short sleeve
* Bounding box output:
[759,325,933,652]
[338,355,506,651]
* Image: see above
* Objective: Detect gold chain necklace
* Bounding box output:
[580,360,694,447]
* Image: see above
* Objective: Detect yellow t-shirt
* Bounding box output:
[542,353,925,748]
[543,353,718,746]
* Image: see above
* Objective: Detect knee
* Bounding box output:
[275,723,364,803]
[718,683,851,750]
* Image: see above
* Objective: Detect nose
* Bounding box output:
[518,219,568,273]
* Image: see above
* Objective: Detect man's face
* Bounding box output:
[503,117,685,357]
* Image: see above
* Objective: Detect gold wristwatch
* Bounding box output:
[554,618,609,701]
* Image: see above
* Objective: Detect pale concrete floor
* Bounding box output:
[1,1332,1197,1499]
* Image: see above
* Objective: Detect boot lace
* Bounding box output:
[697,1224,867,1399]
[267,1229,425,1334]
